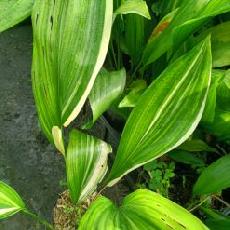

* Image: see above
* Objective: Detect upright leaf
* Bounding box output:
[107,37,212,186]
[66,130,112,204]
[193,154,230,195]
[32,0,113,142]
[79,189,208,230]
[0,181,26,219]
[83,68,126,129]
[0,0,33,33]
[142,0,230,66]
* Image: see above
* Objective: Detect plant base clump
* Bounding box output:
[53,190,97,229]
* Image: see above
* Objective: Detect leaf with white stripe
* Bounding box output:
[0,181,26,220]
[107,37,212,186]
[83,68,126,129]
[79,189,208,230]
[142,0,230,66]
[0,0,33,33]
[32,0,113,142]
[66,129,112,204]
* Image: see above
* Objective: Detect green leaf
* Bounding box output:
[0,181,26,219]
[202,70,230,141]
[107,37,212,185]
[66,129,112,204]
[32,0,113,143]
[168,150,205,167]
[123,14,147,65]
[119,80,147,108]
[193,154,230,195]
[0,0,33,33]
[210,21,230,67]
[79,189,208,230]
[142,0,230,66]
[83,68,126,129]
[114,0,150,20]
[202,207,230,230]
[202,70,225,122]
[179,139,215,152]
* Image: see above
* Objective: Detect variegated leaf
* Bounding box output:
[79,189,208,230]
[32,0,113,143]
[0,181,26,219]
[66,130,112,204]
[107,37,212,186]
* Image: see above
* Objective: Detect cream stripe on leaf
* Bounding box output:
[32,0,113,143]
[66,130,112,204]
[79,189,208,230]
[0,181,26,220]
[107,36,212,186]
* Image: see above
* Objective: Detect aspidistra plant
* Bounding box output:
[1,0,229,229]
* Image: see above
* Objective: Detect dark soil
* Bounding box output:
[0,25,65,229]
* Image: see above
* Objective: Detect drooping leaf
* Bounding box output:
[193,154,230,195]
[66,129,112,204]
[168,150,205,167]
[0,0,33,33]
[0,181,26,220]
[119,80,147,108]
[79,189,208,230]
[32,0,113,142]
[114,0,150,20]
[202,207,230,230]
[179,139,215,152]
[107,37,212,186]
[83,68,126,129]
[142,0,230,66]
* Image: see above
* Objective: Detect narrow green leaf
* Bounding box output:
[202,70,225,122]
[79,189,208,230]
[193,154,230,195]
[107,37,212,186]
[168,150,205,167]
[32,0,113,142]
[0,181,26,220]
[83,68,126,129]
[66,129,112,204]
[179,139,215,152]
[0,0,33,33]
[142,0,230,66]
[123,14,146,65]
[114,0,150,19]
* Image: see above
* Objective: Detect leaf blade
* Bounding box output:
[66,130,112,204]
[107,37,212,185]
[0,181,26,220]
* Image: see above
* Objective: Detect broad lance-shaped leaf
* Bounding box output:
[66,129,112,204]
[114,0,150,20]
[79,189,208,230]
[107,37,212,186]
[193,154,230,195]
[0,181,26,219]
[83,68,126,129]
[142,0,230,66]
[32,0,113,143]
[0,0,33,33]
